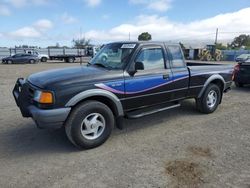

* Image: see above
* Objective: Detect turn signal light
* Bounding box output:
[39,92,53,104]
[34,90,54,104]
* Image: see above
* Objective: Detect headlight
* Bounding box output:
[34,90,54,104]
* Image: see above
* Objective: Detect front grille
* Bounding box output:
[28,87,35,98]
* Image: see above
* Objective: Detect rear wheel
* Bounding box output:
[65,100,114,149]
[235,82,243,87]
[101,55,107,63]
[68,57,75,63]
[215,54,222,61]
[29,59,36,64]
[196,84,221,114]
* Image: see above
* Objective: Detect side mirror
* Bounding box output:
[135,61,144,71]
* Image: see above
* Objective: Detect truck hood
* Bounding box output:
[27,65,111,89]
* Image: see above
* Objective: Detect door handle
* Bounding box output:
[163,74,170,79]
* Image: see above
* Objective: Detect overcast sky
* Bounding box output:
[0,0,250,47]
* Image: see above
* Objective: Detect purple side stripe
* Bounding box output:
[95,75,189,95]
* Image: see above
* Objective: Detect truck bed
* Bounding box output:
[186,62,233,98]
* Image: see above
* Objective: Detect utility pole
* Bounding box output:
[215,28,218,45]
[80,27,82,39]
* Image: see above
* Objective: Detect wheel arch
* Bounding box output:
[198,74,225,99]
[65,89,124,117]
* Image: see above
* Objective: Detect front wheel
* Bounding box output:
[196,84,221,114]
[65,100,114,149]
[41,57,47,62]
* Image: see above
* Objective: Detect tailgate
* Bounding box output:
[239,62,250,75]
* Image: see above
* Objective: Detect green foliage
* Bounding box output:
[215,43,227,50]
[47,43,61,49]
[229,34,250,49]
[138,32,152,41]
[72,38,91,49]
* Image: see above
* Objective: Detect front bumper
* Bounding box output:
[13,78,71,129]
[28,106,71,129]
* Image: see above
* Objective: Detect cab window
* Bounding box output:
[135,47,165,70]
[168,46,185,68]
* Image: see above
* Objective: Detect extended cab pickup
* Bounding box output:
[13,42,233,149]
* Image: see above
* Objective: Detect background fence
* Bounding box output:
[221,50,250,61]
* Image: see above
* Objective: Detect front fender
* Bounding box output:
[65,89,124,116]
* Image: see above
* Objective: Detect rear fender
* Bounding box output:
[198,74,225,98]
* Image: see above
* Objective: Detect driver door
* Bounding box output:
[123,45,173,110]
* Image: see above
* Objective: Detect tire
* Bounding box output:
[7,60,13,64]
[206,54,212,61]
[196,84,221,114]
[235,82,243,87]
[101,56,107,63]
[65,100,115,149]
[29,59,35,64]
[41,57,47,62]
[68,57,74,63]
[215,55,222,61]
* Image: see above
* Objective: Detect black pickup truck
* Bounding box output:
[13,42,233,149]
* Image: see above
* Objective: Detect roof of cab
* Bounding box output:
[109,41,180,46]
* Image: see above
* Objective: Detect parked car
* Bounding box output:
[25,50,49,62]
[2,53,39,64]
[13,42,233,149]
[235,54,250,62]
[233,61,250,87]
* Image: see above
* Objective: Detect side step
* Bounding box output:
[126,103,181,119]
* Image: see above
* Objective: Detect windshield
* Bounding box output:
[237,54,250,59]
[89,43,136,69]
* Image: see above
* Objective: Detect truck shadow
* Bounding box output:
[1,99,200,157]
[120,99,201,133]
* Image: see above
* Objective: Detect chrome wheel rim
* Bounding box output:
[207,90,217,108]
[81,113,105,140]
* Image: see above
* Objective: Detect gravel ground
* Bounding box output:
[0,63,250,188]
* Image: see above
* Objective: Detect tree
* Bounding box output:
[47,43,61,49]
[215,43,227,50]
[230,34,250,49]
[138,32,152,41]
[72,37,91,49]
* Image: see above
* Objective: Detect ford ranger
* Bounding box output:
[13,42,233,149]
